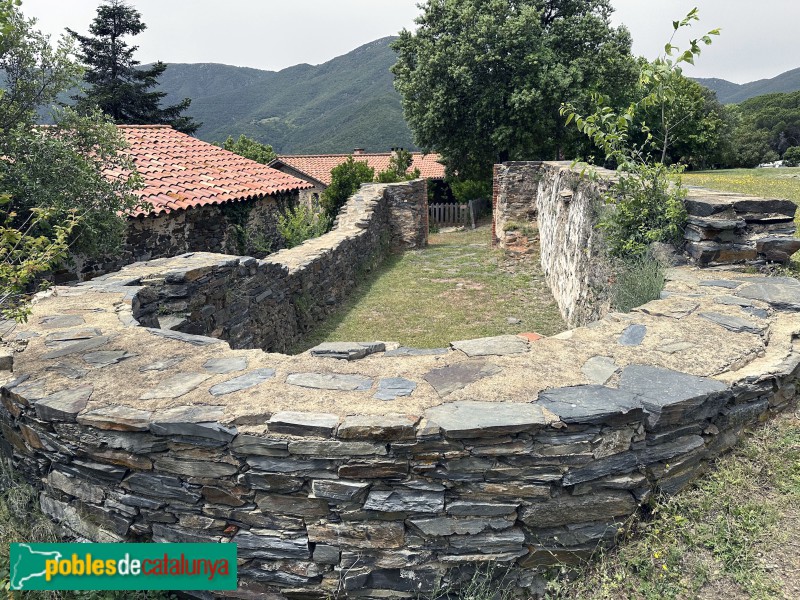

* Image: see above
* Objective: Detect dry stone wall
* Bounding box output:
[493,162,615,327]
[69,192,297,282]
[132,180,428,353]
[2,171,800,599]
[493,161,800,327]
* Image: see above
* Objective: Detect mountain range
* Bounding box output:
[155,36,415,154]
[694,67,800,104]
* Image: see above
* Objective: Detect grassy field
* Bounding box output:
[292,224,565,352]
[544,408,800,600]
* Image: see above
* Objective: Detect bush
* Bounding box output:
[783,146,800,167]
[278,205,331,248]
[601,163,687,258]
[449,177,491,204]
[321,157,375,220]
[612,253,666,312]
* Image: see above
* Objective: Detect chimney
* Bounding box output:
[353,148,365,155]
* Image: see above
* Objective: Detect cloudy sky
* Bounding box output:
[22,0,798,84]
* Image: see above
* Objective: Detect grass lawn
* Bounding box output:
[292,224,565,352]
[544,408,800,600]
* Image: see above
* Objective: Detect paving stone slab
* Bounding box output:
[581,356,618,384]
[699,280,742,289]
[657,341,695,354]
[146,328,224,346]
[209,368,276,396]
[383,347,450,357]
[637,301,698,319]
[45,362,88,379]
[699,312,766,335]
[423,361,502,396]
[269,411,339,437]
[735,282,800,311]
[285,373,372,392]
[536,386,643,426]
[618,324,646,346]
[139,357,185,372]
[39,315,85,329]
[373,377,416,401]
[34,385,93,422]
[82,350,137,367]
[619,365,729,430]
[203,357,248,374]
[451,335,529,357]
[42,336,114,360]
[140,372,212,400]
[45,328,102,345]
[309,342,386,360]
[424,401,556,439]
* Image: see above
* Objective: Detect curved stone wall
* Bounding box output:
[2,171,800,598]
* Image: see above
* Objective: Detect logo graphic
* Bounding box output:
[9,543,237,591]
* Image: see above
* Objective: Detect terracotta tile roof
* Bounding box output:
[270,152,446,186]
[109,125,313,217]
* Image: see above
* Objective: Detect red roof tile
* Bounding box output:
[115,126,313,217]
[271,152,446,186]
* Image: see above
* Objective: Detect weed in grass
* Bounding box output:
[611,254,666,313]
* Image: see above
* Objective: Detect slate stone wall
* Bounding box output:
[493,161,800,326]
[70,192,296,282]
[494,162,614,327]
[2,359,797,598]
[134,180,428,353]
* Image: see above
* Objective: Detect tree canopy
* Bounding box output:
[221,134,276,165]
[69,0,200,134]
[391,0,637,177]
[0,2,142,319]
[724,91,800,167]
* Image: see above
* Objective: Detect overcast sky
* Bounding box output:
[22,0,799,84]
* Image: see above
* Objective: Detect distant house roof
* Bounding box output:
[269,151,446,187]
[109,125,313,217]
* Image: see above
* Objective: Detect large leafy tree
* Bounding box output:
[0,2,142,319]
[391,0,637,177]
[69,0,200,134]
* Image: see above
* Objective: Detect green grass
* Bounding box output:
[544,408,800,600]
[292,224,565,352]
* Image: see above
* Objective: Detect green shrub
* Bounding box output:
[449,177,491,204]
[783,146,800,167]
[601,163,688,258]
[321,157,375,220]
[612,253,666,312]
[278,206,331,248]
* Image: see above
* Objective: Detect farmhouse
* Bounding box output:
[74,125,313,280]
[269,149,446,207]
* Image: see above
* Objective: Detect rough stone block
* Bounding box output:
[424,401,556,438]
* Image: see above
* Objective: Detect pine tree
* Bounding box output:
[68,0,200,134]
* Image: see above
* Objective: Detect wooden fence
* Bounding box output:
[429,198,491,229]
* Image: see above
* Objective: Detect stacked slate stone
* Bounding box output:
[684,189,800,265]
[94,180,428,354]
[2,358,797,598]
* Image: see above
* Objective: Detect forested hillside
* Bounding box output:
[696,67,800,104]
[154,37,416,153]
